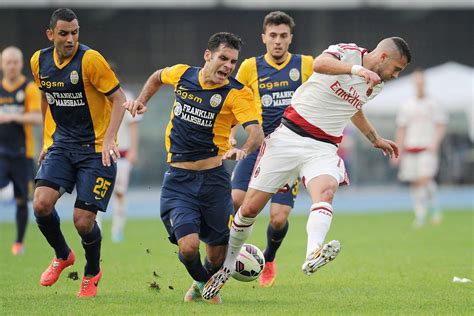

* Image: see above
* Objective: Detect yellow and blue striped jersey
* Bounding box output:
[30,43,120,153]
[160,64,259,163]
[0,77,41,158]
[236,53,313,135]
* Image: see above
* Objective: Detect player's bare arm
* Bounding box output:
[37,91,49,165]
[102,87,126,167]
[223,124,263,161]
[124,69,164,117]
[313,53,381,90]
[351,110,399,159]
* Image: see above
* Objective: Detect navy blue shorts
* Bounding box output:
[35,147,116,212]
[0,155,34,200]
[160,165,233,246]
[231,148,300,207]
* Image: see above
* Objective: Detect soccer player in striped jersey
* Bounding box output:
[30,8,126,297]
[230,11,313,287]
[203,37,411,300]
[124,32,264,304]
[0,46,42,256]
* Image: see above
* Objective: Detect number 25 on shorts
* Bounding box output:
[93,177,111,200]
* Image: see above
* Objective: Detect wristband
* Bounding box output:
[351,65,363,75]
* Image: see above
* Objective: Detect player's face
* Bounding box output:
[1,50,23,81]
[262,24,293,62]
[375,53,408,82]
[47,19,80,61]
[204,44,239,85]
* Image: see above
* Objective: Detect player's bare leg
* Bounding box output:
[202,189,272,300]
[302,175,341,275]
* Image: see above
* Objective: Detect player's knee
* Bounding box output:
[73,216,95,235]
[179,243,199,260]
[240,201,260,218]
[270,215,287,230]
[32,198,53,216]
[320,189,335,203]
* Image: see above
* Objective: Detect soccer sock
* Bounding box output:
[426,180,442,219]
[263,221,289,262]
[306,202,333,258]
[15,201,28,243]
[411,185,428,225]
[35,208,70,260]
[178,251,209,282]
[80,221,102,276]
[223,209,256,271]
[204,257,220,276]
[111,199,126,236]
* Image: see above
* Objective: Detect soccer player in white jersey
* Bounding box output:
[97,88,140,242]
[203,37,411,300]
[394,69,447,227]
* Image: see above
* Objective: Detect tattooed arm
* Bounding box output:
[351,110,399,159]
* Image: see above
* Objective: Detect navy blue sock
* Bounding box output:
[204,257,221,276]
[178,251,210,282]
[80,221,102,277]
[263,221,289,262]
[15,201,28,243]
[35,208,70,260]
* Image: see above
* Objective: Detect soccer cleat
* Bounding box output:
[202,266,232,301]
[302,240,341,276]
[184,281,202,302]
[111,232,124,243]
[77,270,102,297]
[259,261,277,287]
[184,281,222,304]
[11,242,25,256]
[40,249,75,286]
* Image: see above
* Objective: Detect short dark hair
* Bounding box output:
[49,8,78,29]
[390,37,411,63]
[207,32,243,52]
[263,11,295,33]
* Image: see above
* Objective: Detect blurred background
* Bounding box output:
[0,0,472,216]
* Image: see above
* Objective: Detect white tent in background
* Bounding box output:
[365,62,473,115]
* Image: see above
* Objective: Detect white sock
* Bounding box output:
[112,198,126,236]
[426,180,442,219]
[412,185,429,225]
[223,209,256,271]
[96,212,103,230]
[306,202,333,258]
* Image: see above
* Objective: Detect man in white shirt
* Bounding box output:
[395,69,447,227]
[203,37,411,300]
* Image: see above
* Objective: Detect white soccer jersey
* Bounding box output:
[285,43,384,143]
[396,97,447,149]
[117,89,141,151]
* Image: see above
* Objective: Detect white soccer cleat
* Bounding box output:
[202,266,232,300]
[302,240,341,276]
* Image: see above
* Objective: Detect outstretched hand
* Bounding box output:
[373,138,399,159]
[223,147,248,161]
[354,67,381,96]
[123,100,147,117]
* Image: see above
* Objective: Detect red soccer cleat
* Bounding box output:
[40,249,75,286]
[259,261,277,287]
[77,270,102,297]
[11,242,25,256]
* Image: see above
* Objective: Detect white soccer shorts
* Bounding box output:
[249,125,348,193]
[114,158,132,194]
[398,151,439,182]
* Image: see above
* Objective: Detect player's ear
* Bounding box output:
[261,33,266,44]
[204,49,212,62]
[46,29,54,42]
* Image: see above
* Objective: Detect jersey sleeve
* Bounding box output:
[301,55,314,83]
[24,81,41,112]
[236,58,255,86]
[432,100,449,125]
[323,43,368,64]
[396,102,411,127]
[160,64,190,87]
[228,86,260,127]
[83,50,120,96]
[30,50,41,88]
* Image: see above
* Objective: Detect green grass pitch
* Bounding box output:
[1,210,472,315]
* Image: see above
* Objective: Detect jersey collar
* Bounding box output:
[264,52,292,70]
[53,43,79,69]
